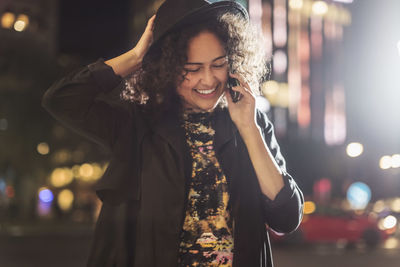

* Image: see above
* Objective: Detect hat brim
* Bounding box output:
[149,1,248,54]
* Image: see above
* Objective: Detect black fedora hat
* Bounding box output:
[151,0,248,50]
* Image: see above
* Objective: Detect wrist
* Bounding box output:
[238,123,260,141]
[127,49,142,72]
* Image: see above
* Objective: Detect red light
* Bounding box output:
[5,185,15,198]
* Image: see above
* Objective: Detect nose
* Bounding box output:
[200,67,216,87]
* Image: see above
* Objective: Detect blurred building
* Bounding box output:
[246,0,351,147]
[0,0,58,91]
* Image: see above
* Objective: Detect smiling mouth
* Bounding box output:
[194,87,217,95]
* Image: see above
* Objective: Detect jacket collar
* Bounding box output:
[212,107,239,152]
[151,107,238,154]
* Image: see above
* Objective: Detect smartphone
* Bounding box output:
[227,76,242,103]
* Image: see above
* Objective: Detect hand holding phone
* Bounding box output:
[227,76,242,103]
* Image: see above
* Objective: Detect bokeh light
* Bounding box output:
[312,1,328,16]
[58,189,74,211]
[13,14,29,32]
[0,179,6,193]
[382,215,397,229]
[50,168,74,188]
[391,154,400,168]
[373,200,385,213]
[1,12,15,29]
[5,185,15,198]
[37,142,50,155]
[289,0,303,10]
[346,182,371,210]
[379,155,392,170]
[79,163,94,181]
[391,198,400,213]
[383,237,399,249]
[38,187,54,203]
[273,50,288,74]
[303,201,316,214]
[346,142,363,157]
[261,80,279,96]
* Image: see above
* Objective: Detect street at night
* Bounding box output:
[1,0,400,266]
[1,228,400,267]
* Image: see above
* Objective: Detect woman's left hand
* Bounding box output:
[225,72,258,131]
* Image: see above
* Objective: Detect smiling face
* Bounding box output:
[176,31,228,113]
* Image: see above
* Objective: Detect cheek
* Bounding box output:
[176,78,195,99]
[217,71,228,86]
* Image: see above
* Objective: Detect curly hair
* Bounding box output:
[122,12,269,117]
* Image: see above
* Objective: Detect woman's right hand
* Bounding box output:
[133,15,156,62]
[105,15,156,77]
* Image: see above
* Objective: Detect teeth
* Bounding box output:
[195,88,216,94]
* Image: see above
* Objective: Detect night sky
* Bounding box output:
[58,0,132,60]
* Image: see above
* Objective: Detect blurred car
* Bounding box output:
[270,207,390,248]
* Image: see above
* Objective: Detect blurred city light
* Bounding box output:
[273,2,287,47]
[288,0,303,10]
[303,201,316,214]
[13,20,26,32]
[5,185,15,198]
[37,201,52,217]
[0,179,6,193]
[13,14,29,32]
[379,215,397,230]
[391,154,400,168]
[313,178,331,203]
[50,168,74,188]
[312,1,328,16]
[373,200,385,213]
[53,149,72,164]
[0,118,8,131]
[38,187,54,203]
[346,182,371,210]
[1,12,15,29]
[380,155,393,170]
[383,237,399,250]
[91,163,104,180]
[273,50,288,74]
[262,80,279,96]
[79,163,94,181]
[37,142,50,155]
[261,81,289,108]
[58,189,74,211]
[390,198,400,213]
[346,142,363,157]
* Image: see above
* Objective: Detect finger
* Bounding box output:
[231,85,253,99]
[146,15,156,31]
[229,72,250,90]
[224,89,234,105]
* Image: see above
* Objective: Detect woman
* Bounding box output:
[42,0,303,266]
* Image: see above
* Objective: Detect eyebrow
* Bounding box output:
[185,55,227,65]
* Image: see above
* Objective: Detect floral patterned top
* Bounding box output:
[178,111,234,267]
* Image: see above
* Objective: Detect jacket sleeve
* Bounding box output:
[42,58,132,152]
[256,110,304,234]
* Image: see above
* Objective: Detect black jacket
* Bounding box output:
[42,59,304,267]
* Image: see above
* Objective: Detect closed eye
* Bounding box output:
[184,68,200,73]
[212,63,226,68]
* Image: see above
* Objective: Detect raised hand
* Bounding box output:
[225,72,257,132]
[133,15,156,62]
[105,15,156,77]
